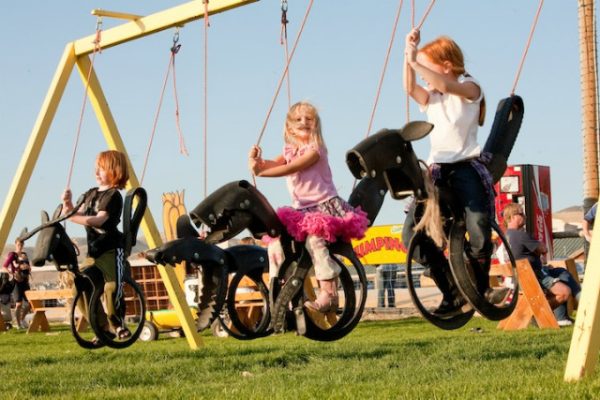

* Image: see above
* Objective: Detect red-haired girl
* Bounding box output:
[61,150,130,340]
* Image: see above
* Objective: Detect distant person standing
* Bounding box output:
[0,260,15,328]
[376,264,399,308]
[3,239,31,329]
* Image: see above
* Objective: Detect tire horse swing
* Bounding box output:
[16,19,150,349]
[18,189,148,349]
[347,1,544,330]
[146,0,373,342]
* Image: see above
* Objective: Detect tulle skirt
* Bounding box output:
[276,197,369,243]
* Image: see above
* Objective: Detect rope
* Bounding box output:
[140,33,188,186]
[203,0,210,198]
[352,0,405,191]
[414,0,436,31]
[255,0,314,148]
[510,0,544,96]
[66,21,102,188]
[171,43,189,157]
[364,0,405,139]
[140,47,174,185]
[281,0,292,108]
[405,0,436,124]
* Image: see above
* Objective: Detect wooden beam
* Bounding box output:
[565,202,600,380]
[74,0,259,56]
[91,9,143,21]
[75,55,203,349]
[0,43,75,249]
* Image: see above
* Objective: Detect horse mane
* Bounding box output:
[412,167,446,248]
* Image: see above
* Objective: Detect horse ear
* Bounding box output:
[41,210,49,224]
[399,121,434,141]
[52,204,63,220]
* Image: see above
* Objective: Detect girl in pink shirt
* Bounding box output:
[249,101,368,313]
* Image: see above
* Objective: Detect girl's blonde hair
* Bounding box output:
[96,150,129,189]
[419,36,486,126]
[284,101,325,148]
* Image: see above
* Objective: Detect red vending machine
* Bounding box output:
[494,164,553,259]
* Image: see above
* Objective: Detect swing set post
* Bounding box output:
[0,0,259,350]
[0,43,76,251]
[75,54,203,348]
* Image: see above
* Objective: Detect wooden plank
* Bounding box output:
[25,289,73,301]
[565,217,600,380]
[73,0,260,56]
[498,259,558,331]
[490,262,514,277]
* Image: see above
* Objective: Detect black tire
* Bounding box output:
[448,220,518,321]
[405,231,474,330]
[89,277,146,349]
[223,272,271,340]
[139,321,159,342]
[70,288,105,349]
[302,242,368,342]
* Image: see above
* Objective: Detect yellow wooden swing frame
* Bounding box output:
[0,0,259,350]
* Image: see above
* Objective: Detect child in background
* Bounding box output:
[0,255,16,328]
[61,150,130,340]
[249,101,369,312]
[3,240,31,328]
[403,29,504,315]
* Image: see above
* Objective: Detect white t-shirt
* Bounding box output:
[421,75,483,164]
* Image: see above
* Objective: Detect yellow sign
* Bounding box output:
[351,224,407,265]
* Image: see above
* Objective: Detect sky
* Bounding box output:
[0,1,589,243]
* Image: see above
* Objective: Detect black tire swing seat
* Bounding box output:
[440,95,524,322]
[146,179,369,342]
[192,180,368,342]
[20,187,148,349]
[345,106,524,328]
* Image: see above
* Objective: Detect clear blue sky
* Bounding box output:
[0,1,587,241]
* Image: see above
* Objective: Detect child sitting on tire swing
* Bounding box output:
[249,102,369,312]
[61,150,131,341]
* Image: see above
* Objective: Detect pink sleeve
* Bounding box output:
[3,252,16,269]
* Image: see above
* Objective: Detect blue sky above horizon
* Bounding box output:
[0,1,590,241]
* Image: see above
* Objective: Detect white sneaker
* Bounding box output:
[558,319,573,327]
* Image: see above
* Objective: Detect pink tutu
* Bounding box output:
[276,203,369,243]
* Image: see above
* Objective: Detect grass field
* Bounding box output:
[2,318,599,399]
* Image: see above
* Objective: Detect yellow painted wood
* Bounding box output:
[162,191,189,284]
[91,9,143,20]
[565,209,600,381]
[0,43,76,251]
[75,55,202,349]
[1,0,259,350]
[75,0,259,56]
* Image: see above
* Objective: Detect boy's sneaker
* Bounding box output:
[433,297,471,317]
[484,287,511,305]
[558,318,574,327]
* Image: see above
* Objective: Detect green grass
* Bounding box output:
[2,318,600,399]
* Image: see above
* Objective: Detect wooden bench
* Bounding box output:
[25,289,74,333]
[229,273,335,330]
[230,273,270,330]
[491,259,560,330]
